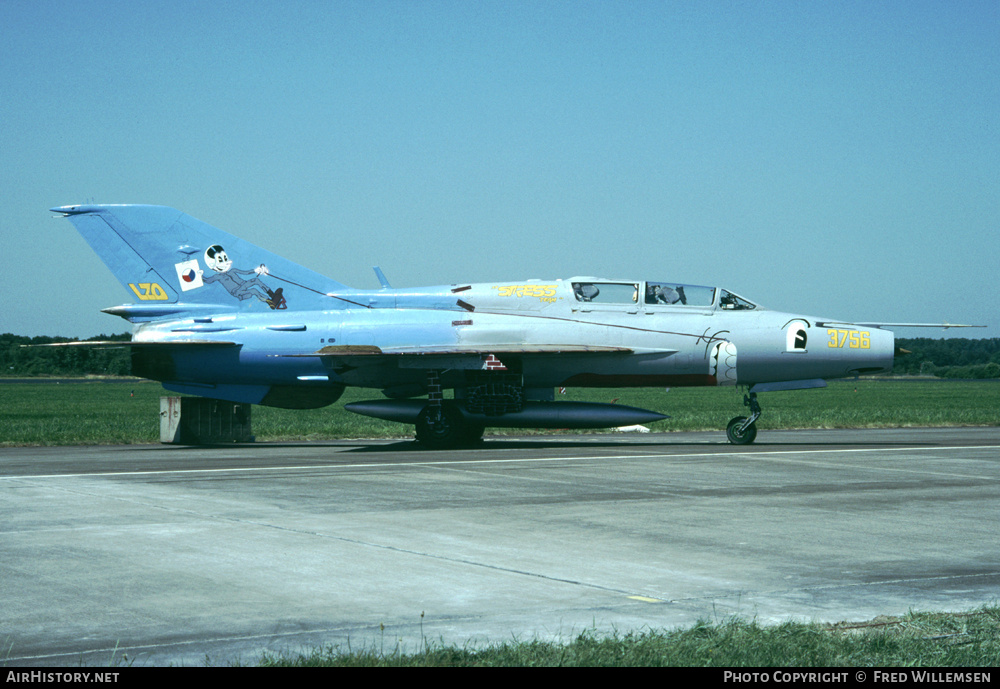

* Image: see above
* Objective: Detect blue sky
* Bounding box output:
[2,0,997,338]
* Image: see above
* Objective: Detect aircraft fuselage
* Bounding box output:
[132,277,895,405]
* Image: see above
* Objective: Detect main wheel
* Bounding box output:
[726,416,758,445]
[415,405,476,449]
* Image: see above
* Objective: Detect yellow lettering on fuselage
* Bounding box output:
[129,283,169,301]
[827,329,870,349]
[493,285,558,302]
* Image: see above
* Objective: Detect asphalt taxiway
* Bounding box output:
[2,427,999,666]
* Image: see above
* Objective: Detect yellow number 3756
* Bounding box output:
[827,329,870,349]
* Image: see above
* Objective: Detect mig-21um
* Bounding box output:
[45,204,980,447]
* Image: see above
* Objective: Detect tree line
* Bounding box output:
[892,337,1000,379]
[2,333,999,379]
[1,333,132,377]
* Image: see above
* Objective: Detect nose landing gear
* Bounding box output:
[726,392,761,445]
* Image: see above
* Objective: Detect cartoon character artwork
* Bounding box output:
[198,244,286,309]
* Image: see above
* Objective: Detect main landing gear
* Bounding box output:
[726,391,761,445]
[414,404,484,448]
[414,370,484,449]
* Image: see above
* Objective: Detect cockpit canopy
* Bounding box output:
[570,280,758,310]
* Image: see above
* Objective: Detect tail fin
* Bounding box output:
[52,204,351,320]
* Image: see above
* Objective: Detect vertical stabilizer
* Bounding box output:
[52,204,351,316]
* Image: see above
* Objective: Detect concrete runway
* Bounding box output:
[3,427,999,666]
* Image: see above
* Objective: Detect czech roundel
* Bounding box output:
[174,259,204,291]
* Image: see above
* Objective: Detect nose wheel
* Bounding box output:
[726,392,761,445]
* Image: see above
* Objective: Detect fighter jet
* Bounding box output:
[47,204,975,447]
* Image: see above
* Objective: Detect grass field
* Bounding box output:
[250,607,1000,667]
[1,377,998,446]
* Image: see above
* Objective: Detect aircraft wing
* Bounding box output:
[30,341,630,356]
[278,343,647,370]
[817,321,986,330]
[306,344,635,356]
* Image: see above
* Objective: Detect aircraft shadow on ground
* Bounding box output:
[338,437,942,453]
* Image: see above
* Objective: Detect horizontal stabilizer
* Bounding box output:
[24,340,238,348]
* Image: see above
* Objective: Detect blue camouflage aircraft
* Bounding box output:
[48,204,975,447]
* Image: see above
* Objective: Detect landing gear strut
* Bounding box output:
[414,370,484,449]
[726,391,761,445]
